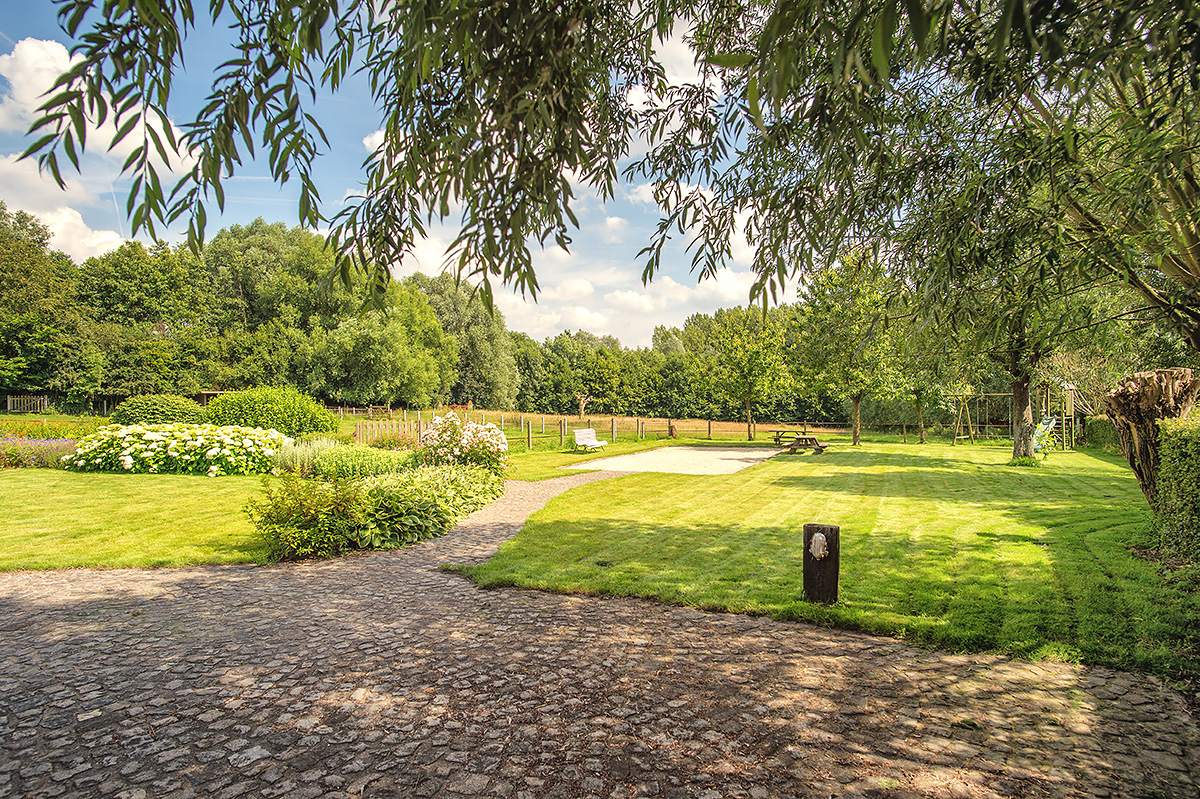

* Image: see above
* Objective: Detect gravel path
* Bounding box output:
[560,446,780,475]
[0,471,1197,798]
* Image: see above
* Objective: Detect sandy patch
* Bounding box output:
[560,445,778,475]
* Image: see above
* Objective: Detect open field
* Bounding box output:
[0,470,269,570]
[465,440,1200,681]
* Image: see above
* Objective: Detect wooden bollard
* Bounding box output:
[802,524,840,604]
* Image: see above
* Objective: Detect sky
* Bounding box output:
[0,5,787,348]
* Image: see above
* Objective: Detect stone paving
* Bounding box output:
[1,472,1197,799]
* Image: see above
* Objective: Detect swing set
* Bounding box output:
[951,382,1081,449]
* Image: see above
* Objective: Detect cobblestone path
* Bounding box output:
[1,472,1197,799]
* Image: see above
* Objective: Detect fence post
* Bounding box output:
[708,419,712,439]
[541,416,545,434]
[612,417,617,443]
[527,422,533,451]
[560,418,565,447]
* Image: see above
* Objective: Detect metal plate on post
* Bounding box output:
[803,523,840,604]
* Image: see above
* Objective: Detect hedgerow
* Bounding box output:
[312,445,416,478]
[1084,415,1120,453]
[1156,417,1200,562]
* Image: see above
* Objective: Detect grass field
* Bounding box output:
[465,440,1200,682]
[0,470,269,570]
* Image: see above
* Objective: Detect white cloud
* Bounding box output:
[626,183,657,206]
[656,26,703,86]
[0,38,80,133]
[362,129,384,152]
[561,305,608,330]
[0,152,100,212]
[0,38,193,174]
[34,206,124,262]
[542,276,594,302]
[602,215,627,244]
[604,288,660,314]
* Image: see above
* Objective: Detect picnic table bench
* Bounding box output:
[572,428,609,453]
[767,430,832,454]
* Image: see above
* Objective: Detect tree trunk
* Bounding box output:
[1012,375,1035,459]
[1105,368,1200,505]
[916,396,927,443]
[852,391,862,446]
[746,396,754,441]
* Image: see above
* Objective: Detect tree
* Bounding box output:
[692,307,789,440]
[792,254,902,446]
[308,286,456,408]
[405,274,518,409]
[76,241,211,328]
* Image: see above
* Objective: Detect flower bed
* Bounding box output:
[1,437,77,468]
[65,423,292,476]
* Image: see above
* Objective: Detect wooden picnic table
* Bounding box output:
[767,430,831,454]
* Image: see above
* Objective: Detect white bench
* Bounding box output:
[572,428,608,452]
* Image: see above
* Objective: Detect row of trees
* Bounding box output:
[6,200,1190,449]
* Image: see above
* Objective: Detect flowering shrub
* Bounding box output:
[64,423,292,477]
[419,412,509,474]
[1,437,77,468]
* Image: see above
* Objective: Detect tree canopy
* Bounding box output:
[22,1,1200,347]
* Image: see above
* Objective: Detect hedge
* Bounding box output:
[110,394,205,426]
[1156,417,1200,562]
[1084,414,1120,453]
[203,386,338,437]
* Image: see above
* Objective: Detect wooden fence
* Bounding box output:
[354,408,852,449]
[6,395,49,413]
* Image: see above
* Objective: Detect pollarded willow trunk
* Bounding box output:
[915,396,927,444]
[1012,376,1035,459]
[1105,368,1200,505]
[852,390,863,446]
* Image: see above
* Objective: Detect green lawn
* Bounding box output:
[0,470,270,569]
[465,441,1200,682]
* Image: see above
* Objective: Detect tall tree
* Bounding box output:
[792,254,902,446]
[693,306,789,440]
[405,273,518,409]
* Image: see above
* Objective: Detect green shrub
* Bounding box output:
[1083,414,1120,453]
[367,431,418,451]
[274,437,341,477]
[247,475,368,560]
[313,445,415,479]
[248,464,505,560]
[1157,417,1200,562]
[110,394,206,425]
[1006,456,1041,467]
[354,465,504,548]
[203,386,337,437]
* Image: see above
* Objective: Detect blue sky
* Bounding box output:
[0,5,780,347]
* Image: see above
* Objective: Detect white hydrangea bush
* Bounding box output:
[419,412,509,474]
[64,423,292,477]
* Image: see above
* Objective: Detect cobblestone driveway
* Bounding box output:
[1,473,1197,799]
